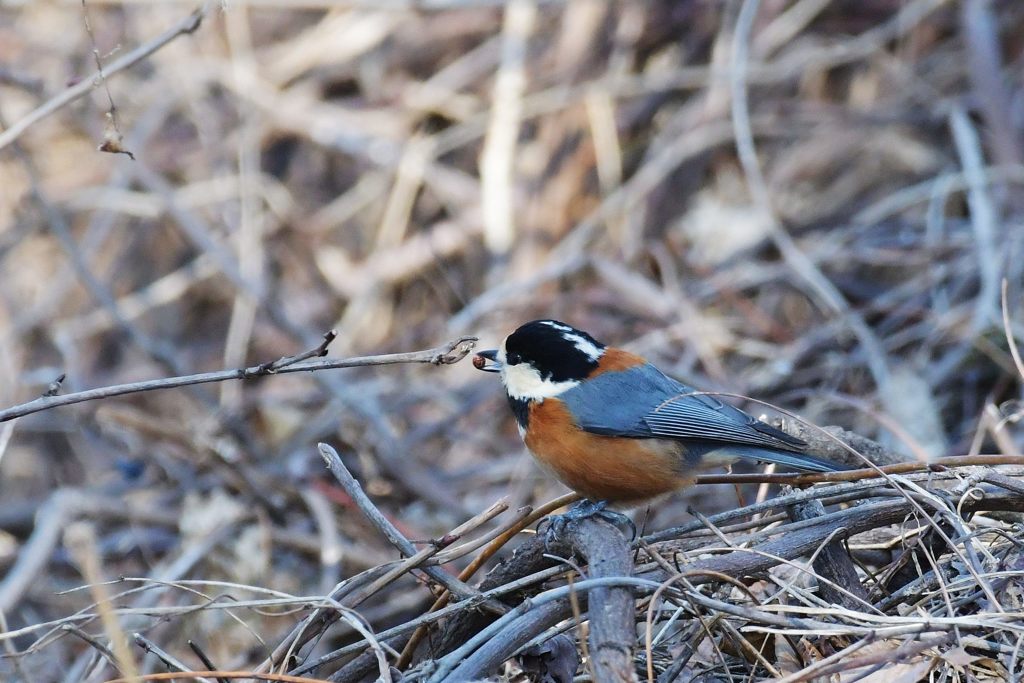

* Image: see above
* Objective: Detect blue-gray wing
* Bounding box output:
[559,363,805,452]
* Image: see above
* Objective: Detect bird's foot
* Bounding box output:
[540,499,636,547]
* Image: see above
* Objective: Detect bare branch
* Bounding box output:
[694,455,1024,486]
[0,335,477,423]
[316,442,501,608]
[0,3,209,152]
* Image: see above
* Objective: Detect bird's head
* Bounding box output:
[473,320,605,400]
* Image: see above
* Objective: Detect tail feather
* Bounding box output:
[703,445,850,473]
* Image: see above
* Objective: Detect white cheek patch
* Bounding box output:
[498,340,579,400]
[501,364,579,400]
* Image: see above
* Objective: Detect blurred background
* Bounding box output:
[1,0,1023,678]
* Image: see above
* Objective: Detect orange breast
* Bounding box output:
[523,398,690,504]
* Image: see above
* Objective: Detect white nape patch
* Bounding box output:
[497,340,578,401]
[561,331,603,361]
[538,321,604,361]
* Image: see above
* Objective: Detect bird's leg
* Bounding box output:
[541,499,636,546]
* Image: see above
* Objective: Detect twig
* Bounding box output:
[1002,279,1024,381]
[188,642,228,683]
[430,503,538,564]
[60,624,120,673]
[433,601,571,683]
[647,493,1024,591]
[787,633,955,680]
[295,487,1024,680]
[288,565,570,678]
[768,633,877,683]
[0,336,476,422]
[253,330,337,374]
[257,564,395,674]
[645,472,941,545]
[81,0,134,159]
[0,612,30,683]
[982,470,1024,497]
[692,455,1024,486]
[271,497,508,676]
[65,522,140,682]
[316,443,501,608]
[345,499,509,608]
[431,577,663,682]
[950,104,1002,329]
[321,496,574,680]
[0,3,209,152]
[395,493,578,670]
[134,634,206,681]
[103,672,341,683]
[317,599,393,683]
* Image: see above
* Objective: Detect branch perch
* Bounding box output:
[0,335,477,423]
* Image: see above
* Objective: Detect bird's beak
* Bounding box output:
[473,349,501,373]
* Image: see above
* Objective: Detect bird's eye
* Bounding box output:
[506,352,522,366]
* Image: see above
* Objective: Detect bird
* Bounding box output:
[473,319,847,527]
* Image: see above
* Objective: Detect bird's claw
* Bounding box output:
[539,499,636,547]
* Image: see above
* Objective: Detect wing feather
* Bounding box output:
[558,363,848,472]
[560,362,805,451]
[644,392,806,451]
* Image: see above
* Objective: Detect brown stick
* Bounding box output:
[694,455,1024,486]
[786,497,868,610]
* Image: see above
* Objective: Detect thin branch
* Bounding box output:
[254,330,337,373]
[81,0,134,159]
[0,3,209,152]
[133,634,207,681]
[693,455,1024,486]
[0,335,477,423]
[188,642,228,683]
[950,104,1002,328]
[288,566,570,677]
[103,672,342,683]
[316,443,502,608]
[1002,279,1024,381]
[395,492,579,670]
[344,498,509,609]
[60,624,120,673]
[430,577,664,682]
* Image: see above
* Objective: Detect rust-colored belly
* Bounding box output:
[524,399,689,504]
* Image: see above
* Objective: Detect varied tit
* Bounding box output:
[473,320,846,523]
